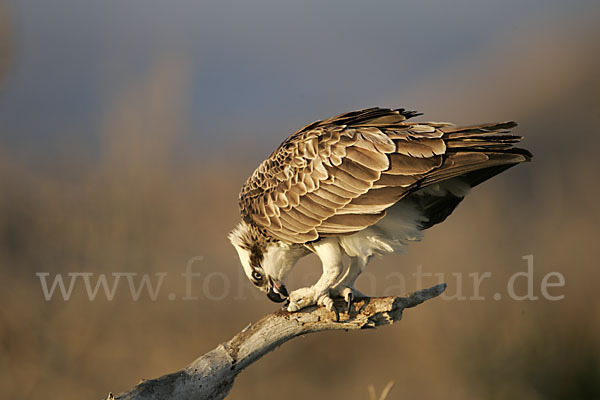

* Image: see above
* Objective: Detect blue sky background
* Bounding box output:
[1,0,598,162]
[2,3,600,399]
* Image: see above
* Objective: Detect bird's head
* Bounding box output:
[228,221,290,303]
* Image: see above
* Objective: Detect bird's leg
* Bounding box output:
[331,256,369,313]
[286,238,343,320]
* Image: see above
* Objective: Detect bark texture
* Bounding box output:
[108,283,446,400]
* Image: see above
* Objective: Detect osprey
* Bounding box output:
[229,108,531,318]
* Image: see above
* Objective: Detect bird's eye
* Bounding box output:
[251,271,263,281]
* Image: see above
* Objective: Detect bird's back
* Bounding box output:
[239,108,531,243]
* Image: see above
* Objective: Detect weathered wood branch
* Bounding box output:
[108,283,446,400]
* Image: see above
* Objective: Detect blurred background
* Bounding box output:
[0,0,599,399]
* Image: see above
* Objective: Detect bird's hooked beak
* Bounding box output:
[266,276,289,303]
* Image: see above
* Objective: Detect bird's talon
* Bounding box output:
[286,287,319,312]
[332,286,364,314]
[346,291,354,314]
[325,300,340,322]
[318,294,340,322]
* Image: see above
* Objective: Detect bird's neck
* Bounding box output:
[262,242,309,281]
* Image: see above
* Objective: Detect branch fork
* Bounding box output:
[109,283,446,400]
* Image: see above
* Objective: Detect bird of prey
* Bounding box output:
[229,107,531,318]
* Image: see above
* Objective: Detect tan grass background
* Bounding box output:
[0,4,599,400]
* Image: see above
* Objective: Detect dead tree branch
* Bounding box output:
[108,283,446,400]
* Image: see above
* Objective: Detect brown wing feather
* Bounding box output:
[239,108,531,243]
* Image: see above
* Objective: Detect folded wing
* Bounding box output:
[239,108,531,243]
